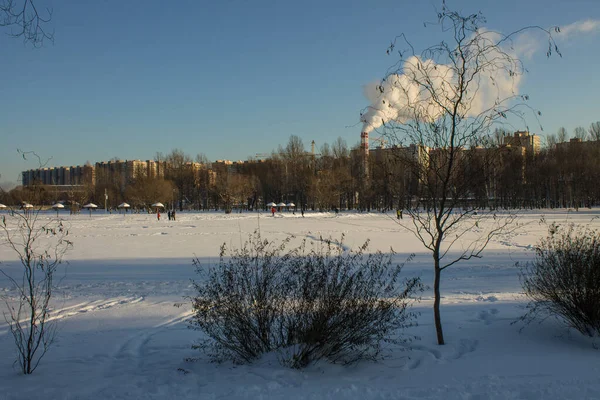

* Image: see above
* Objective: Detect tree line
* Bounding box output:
[2,123,599,212]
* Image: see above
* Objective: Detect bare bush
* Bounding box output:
[189,234,292,364]
[187,232,422,368]
[519,223,600,337]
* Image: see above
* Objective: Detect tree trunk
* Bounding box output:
[433,263,445,345]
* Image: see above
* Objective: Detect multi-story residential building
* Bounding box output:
[22,164,94,187]
[503,131,541,155]
[22,159,167,189]
[94,159,168,190]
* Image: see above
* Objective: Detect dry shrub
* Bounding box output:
[519,223,600,337]
[188,232,422,367]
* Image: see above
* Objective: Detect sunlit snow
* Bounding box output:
[1,209,600,399]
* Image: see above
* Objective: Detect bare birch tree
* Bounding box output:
[362,3,559,344]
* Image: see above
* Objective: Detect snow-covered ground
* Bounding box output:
[1,209,600,399]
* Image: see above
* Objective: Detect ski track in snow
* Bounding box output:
[0,296,146,335]
[106,311,192,377]
[48,296,145,321]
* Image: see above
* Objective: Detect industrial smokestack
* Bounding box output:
[360,131,369,155]
[360,131,369,181]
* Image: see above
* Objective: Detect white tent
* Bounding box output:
[266,202,277,207]
[23,203,34,209]
[276,202,286,207]
[151,202,164,208]
[286,202,295,207]
[118,202,130,208]
[0,204,6,209]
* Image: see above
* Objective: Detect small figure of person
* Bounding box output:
[271,206,276,217]
[157,211,161,221]
[396,209,403,219]
[172,209,176,221]
[301,208,304,217]
[167,210,171,221]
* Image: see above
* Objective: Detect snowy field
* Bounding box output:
[1,209,600,399]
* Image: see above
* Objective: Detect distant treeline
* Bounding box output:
[4,129,600,212]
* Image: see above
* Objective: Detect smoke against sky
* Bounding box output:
[361,30,521,134]
[560,19,600,37]
[361,19,600,134]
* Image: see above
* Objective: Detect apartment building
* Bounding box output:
[22,164,95,187]
[22,160,166,189]
[503,131,541,155]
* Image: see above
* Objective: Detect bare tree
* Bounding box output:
[557,127,569,143]
[492,128,511,147]
[195,153,210,165]
[0,170,72,374]
[573,126,587,141]
[66,182,93,213]
[1,0,53,46]
[589,121,600,141]
[125,172,174,210]
[165,149,196,210]
[362,3,558,344]
[211,168,251,213]
[278,136,313,208]
[545,133,558,148]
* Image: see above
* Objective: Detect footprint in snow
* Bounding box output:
[476,308,499,325]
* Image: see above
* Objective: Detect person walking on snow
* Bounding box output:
[157,211,161,221]
[271,206,276,217]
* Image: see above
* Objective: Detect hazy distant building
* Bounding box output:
[22,164,94,187]
[95,159,167,190]
[21,159,166,189]
[503,131,541,155]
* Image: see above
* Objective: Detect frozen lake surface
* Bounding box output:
[1,209,600,399]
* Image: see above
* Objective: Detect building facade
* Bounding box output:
[503,131,541,155]
[22,164,95,187]
[22,160,167,189]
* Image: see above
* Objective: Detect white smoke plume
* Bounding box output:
[362,20,599,134]
[514,18,600,57]
[361,30,520,133]
[560,19,600,37]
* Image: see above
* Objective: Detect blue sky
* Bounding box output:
[1,0,599,186]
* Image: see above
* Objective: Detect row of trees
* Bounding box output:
[3,125,600,212]
[546,123,600,146]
